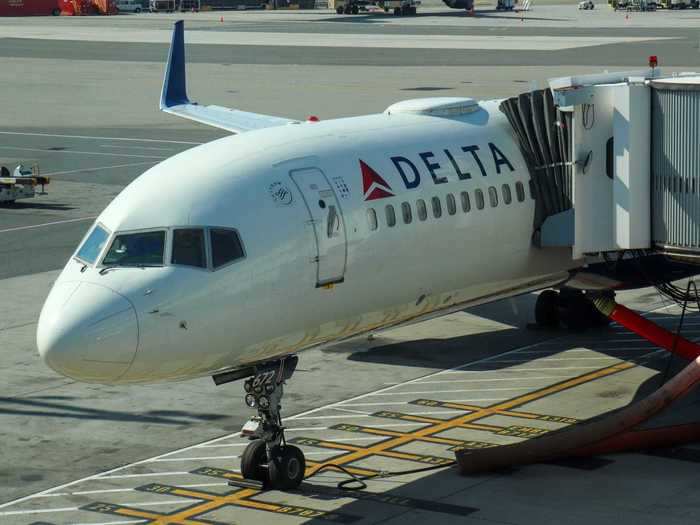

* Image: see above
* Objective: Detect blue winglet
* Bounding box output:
[160,20,190,109]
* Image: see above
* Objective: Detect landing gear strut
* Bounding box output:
[239,356,305,490]
[535,289,613,331]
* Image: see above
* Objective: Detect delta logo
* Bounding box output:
[360,160,394,201]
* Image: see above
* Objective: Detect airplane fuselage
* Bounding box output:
[37,98,579,384]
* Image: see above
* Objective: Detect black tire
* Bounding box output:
[240,439,268,483]
[135,7,141,12]
[336,5,343,13]
[268,445,305,490]
[535,290,559,328]
[351,4,358,13]
[51,7,61,14]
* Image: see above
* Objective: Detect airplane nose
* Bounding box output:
[37,282,139,383]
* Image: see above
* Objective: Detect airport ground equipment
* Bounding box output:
[0,164,48,204]
[332,0,419,15]
[149,0,175,11]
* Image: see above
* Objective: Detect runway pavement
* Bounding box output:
[2,5,700,524]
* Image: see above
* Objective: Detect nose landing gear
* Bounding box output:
[239,356,306,490]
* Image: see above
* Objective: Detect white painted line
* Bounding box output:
[0,26,675,51]
[293,410,467,420]
[515,347,652,354]
[29,483,230,500]
[0,145,167,160]
[0,506,79,516]
[413,376,577,384]
[488,357,622,363]
[97,472,189,480]
[340,399,503,407]
[150,451,332,462]
[0,130,203,145]
[43,161,156,177]
[127,499,195,506]
[366,387,532,395]
[440,366,608,373]
[0,216,96,234]
[99,144,180,152]
[78,520,146,525]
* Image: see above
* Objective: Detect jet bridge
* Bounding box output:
[501,67,700,263]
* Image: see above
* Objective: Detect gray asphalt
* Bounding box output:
[2,7,700,521]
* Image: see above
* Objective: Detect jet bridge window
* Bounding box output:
[416,199,427,221]
[385,204,396,227]
[103,230,165,267]
[401,202,412,224]
[475,189,485,210]
[210,228,245,269]
[367,208,378,231]
[446,193,457,216]
[502,184,512,205]
[431,197,442,218]
[171,228,206,268]
[460,191,471,213]
[515,181,525,202]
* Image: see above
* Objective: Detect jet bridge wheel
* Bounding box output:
[268,444,306,490]
[535,290,560,328]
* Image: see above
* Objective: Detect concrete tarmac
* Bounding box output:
[1,5,700,524]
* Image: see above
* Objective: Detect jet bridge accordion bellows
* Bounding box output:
[650,80,700,262]
[499,89,573,230]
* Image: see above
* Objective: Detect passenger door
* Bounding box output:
[290,168,347,287]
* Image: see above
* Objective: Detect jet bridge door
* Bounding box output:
[290,168,347,287]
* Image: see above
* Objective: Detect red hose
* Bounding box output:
[596,298,700,360]
[455,298,700,475]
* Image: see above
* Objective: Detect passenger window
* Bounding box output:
[515,181,525,202]
[460,191,471,213]
[367,208,378,231]
[386,204,396,227]
[488,186,498,207]
[475,189,485,210]
[417,199,427,221]
[502,184,512,205]
[172,228,206,268]
[446,193,456,215]
[431,196,442,218]
[210,228,244,269]
[401,202,412,224]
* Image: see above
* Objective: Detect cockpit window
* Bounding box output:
[75,225,109,265]
[210,228,245,269]
[102,231,165,267]
[171,228,206,268]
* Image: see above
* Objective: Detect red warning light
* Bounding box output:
[307,115,320,122]
[649,55,658,68]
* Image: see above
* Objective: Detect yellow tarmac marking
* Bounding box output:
[84,360,636,523]
[304,361,635,476]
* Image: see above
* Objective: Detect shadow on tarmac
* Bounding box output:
[0,395,227,424]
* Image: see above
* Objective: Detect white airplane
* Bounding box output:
[36,22,637,489]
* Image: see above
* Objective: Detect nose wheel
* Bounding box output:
[239,356,306,490]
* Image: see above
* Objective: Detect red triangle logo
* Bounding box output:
[360,160,394,201]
